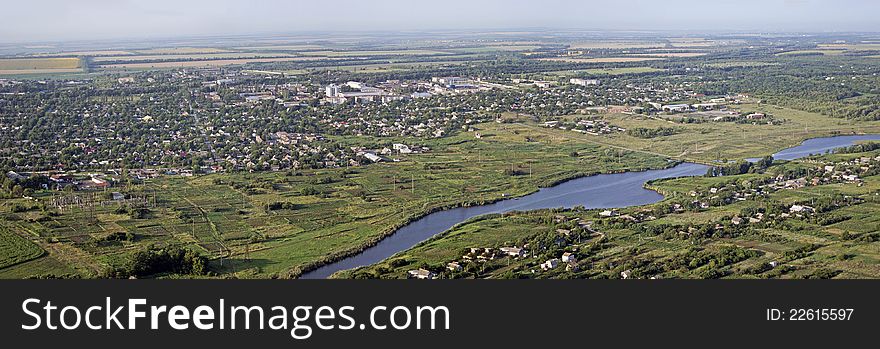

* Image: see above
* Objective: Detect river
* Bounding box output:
[301,134,880,278]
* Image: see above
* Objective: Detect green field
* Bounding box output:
[533,104,880,164]
[0,226,45,270]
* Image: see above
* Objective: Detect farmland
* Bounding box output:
[0,57,82,75]
[0,225,45,270]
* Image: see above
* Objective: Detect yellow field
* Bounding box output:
[0,69,83,75]
[538,57,663,63]
[0,57,81,75]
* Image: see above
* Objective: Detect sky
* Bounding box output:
[1,0,879,43]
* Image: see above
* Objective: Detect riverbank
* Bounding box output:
[310,134,880,279]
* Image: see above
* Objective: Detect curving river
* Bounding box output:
[301,134,880,278]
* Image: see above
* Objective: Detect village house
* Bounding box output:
[447,262,462,271]
[499,247,525,257]
[540,259,560,271]
[407,268,436,280]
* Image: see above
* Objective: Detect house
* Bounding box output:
[540,259,560,270]
[392,143,412,154]
[746,113,766,120]
[446,262,462,271]
[620,270,632,279]
[789,205,815,213]
[79,177,110,190]
[599,209,619,217]
[561,252,577,263]
[363,153,382,162]
[499,247,525,257]
[842,174,860,182]
[111,192,125,201]
[731,216,744,225]
[407,269,436,280]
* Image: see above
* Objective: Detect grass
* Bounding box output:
[0,226,45,270]
[532,103,880,163]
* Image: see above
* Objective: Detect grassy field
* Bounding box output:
[0,226,45,270]
[531,104,880,163]
[0,57,82,75]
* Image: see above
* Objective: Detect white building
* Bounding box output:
[363,153,382,162]
[570,78,601,86]
[540,259,560,270]
[325,84,340,97]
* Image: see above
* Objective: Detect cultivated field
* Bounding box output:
[0,57,82,75]
[0,226,45,270]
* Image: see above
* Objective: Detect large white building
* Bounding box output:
[325,84,340,97]
[570,78,601,86]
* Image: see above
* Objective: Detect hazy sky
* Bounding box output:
[2,0,879,43]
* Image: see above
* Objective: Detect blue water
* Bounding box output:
[301,134,880,278]
[769,134,880,160]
